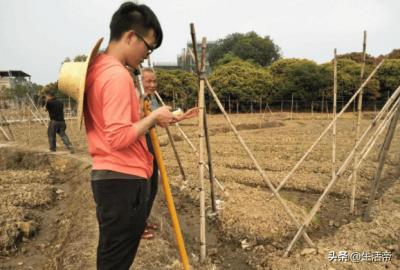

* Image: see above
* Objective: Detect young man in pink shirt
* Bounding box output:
[83,2,177,269]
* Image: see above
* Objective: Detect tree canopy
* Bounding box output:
[208,32,282,68]
[208,61,273,102]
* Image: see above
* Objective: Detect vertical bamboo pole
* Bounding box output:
[321,91,324,114]
[237,100,239,115]
[204,106,217,213]
[196,37,207,262]
[351,31,366,214]
[311,101,314,120]
[364,101,400,221]
[332,48,338,179]
[229,95,231,114]
[291,94,293,120]
[260,97,262,114]
[28,101,31,146]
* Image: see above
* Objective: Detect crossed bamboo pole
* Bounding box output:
[364,100,400,221]
[270,60,385,198]
[283,84,400,257]
[345,96,400,182]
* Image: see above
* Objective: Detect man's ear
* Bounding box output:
[125,30,137,45]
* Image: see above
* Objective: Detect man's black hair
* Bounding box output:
[110,2,163,49]
[45,91,55,98]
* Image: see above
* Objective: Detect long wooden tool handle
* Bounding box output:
[144,101,190,270]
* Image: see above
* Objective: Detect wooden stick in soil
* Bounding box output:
[364,101,400,221]
[28,100,31,146]
[204,106,217,212]
[332,48,338,178]
[188,33,217,214]
[195,37,207,262]
[271,60,385,198]
[283,84,400,257]
[291,93,293,120]
[351,31,367,214]
[154,91,228,195]
[204,78,316,248]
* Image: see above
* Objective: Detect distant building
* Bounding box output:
[0,70,31,95]
[154,41,216,75]
[152,62,181,71]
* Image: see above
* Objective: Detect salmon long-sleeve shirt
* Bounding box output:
[83,54,153,179]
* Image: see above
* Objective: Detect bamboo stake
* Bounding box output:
[260,97,262,114]
[333,49,338,178]
[321,91,324,114]
[237,100,239,115]
[283,84,400,257]
[204,107,217,212]
[291,94,293,120]
[195,36,207,262]
[271,60,385,197]
[364,101,400,221]
[28,100,31,146]
[229,95,231,114]
[311,101,314,120]
[204,77,315,247]
[351,31,367,214]
[154,91,228,195]
[191,41,217,213]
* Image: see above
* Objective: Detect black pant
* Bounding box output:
[47,120,72,151]
[91,179,147,270]
[145,133,159,220]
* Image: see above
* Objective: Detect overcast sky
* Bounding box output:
[1,0,399,85]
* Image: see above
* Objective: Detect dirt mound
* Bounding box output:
[219,182,308,243]
[0,170,53,185]
[208,121,284,136]
[0,205,33,256]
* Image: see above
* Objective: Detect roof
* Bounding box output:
[0,70,31,78]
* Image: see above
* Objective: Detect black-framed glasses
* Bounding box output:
[135,32,154,56]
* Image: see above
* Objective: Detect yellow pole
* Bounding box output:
[144,101,190,270]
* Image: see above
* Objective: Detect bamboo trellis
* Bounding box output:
[271,60,385,198]
[283,84,400,257]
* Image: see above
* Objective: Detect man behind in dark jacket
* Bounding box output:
[44,92,74,154]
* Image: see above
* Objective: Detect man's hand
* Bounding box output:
[139,93,150,118]
[152,106,179,128]
[177,107,199,121]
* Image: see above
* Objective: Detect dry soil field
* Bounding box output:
[1,111,400,270]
